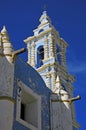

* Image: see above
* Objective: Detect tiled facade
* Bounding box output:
[13,57,51,130]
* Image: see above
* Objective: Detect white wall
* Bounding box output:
[0,100,14,130]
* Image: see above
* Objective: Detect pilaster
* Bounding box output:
[61,45,66,67]
[44,37,49,59]
[53,39,57,59]
[27,44,31,64]
[31,42,35,67]
[46,73,51,89]
[49,35,54,57]
[51,70,56,91]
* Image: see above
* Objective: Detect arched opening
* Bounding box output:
[39,29,44,34]
[56,44,62,65]
[37,46,44,68]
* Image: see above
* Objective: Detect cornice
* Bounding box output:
[24,28,52,43]
[24,26,65,44]
[37,62,55,72]
[38,21,49,28]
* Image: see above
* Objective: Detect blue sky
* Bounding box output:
[0,0,86,129]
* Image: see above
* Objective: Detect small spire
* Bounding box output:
[54,75,62,94]
[1,25,10,43]
[39,11,51,24]
[0,26,13,59]
[56,75,60,83]
[1,26,7,34]
[43,10,47,15]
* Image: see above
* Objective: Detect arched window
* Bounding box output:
[39,29,44,34]
[37,46,44,68]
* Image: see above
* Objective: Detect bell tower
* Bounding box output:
[24,11,80,130]
[24,11,68,91]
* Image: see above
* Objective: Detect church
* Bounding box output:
[0,11,80,130]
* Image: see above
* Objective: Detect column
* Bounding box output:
[49,35,54,57]
[31,42,35,67]
[53,40,57,59]
[44,37,49,59]
[51,70,56,91]
[61,45,66,67]
[46,73,51,89]
[27,44,31,65]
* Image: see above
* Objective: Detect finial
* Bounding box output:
[42,3,47,15]
[56,75,60,83]
[43,10,47,15]
[1,26,7,34]
[1,25,10,43]
[39,9,51,24]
